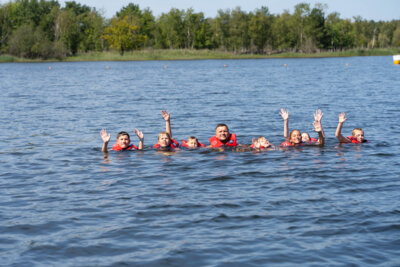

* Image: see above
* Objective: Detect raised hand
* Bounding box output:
[338,112,347,123]
[134,128,144,140]
[314,109,323,122]
[161,110,170,121]
[313,121,322,132]
[100,129,111,143]
[280,108,289,120]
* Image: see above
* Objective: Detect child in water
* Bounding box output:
[100,129,144,153]
[153,110,180,150]
[250,136,275,150]
[208,123,237,147]
[182,136,206,149]
[280,108,324,144]
[335,112,368,143]
[280,108,325,147]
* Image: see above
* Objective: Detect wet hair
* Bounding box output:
[256,136,265,142]
[215,123,229,131]
[352,128,364,136]
[117,131,130,139]
[158,131,172,141]
[187,136,199,142]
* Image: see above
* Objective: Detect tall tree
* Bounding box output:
[102,15,147,55]
[248,6,273,53]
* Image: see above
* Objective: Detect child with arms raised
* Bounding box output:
[280,108,325,147]
[154,110,180,150]
[335,112,368,143]
[100,129,144,153]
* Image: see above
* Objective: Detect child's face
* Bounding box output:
[215,126,229,141]
[117,135,130,148]
[301,133,310,142]
[258,137,270,148]
[290,130,302,144]
[353,130,365,143]
[187,139,199,148]
[158,134,171,147]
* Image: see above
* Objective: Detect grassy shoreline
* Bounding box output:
[1,48,400,63]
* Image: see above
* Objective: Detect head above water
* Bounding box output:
[186,136,199,148]
[215,123,230,142]
[290,130,302,144]
[255,136,271,148]
[116,131,131,148]
[158,131,172,147]
[301,132,310,142]
[352,128,365,143]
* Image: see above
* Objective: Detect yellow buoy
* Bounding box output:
[393,55,400,65]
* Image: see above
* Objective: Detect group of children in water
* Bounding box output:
[100,109,367,153]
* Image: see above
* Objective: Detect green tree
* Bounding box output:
[325,13,354,50]
[116,4,156,47]
[248,6,273,53]
[392,21,400,47]
[229,7,249,53]
[304,4,328,51]
[157,8,185,48]
[8,23,56,58]
[102,15,147,55]
[212,9,231,50]
[271,11,296,51]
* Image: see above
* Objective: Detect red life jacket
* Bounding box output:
[209,133,237,147]
[153,139,180,149]
[250,144,267,149]
[181,140,206,148]
[112,143,138,151]
[280,140,304,147]
[309,138,318,143]
[347,136,368,144]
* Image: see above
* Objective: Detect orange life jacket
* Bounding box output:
[347,136,368,144]
[112,143,138,151]
[209,133,237,147]
[181,140,206,148]
[280,140,304,147]
[153,139,180,149]
[250,144,267,149]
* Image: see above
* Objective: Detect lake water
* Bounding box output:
[0,56,399,266]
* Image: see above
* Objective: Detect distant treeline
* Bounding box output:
[1,0,399,59]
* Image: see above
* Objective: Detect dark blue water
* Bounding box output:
[1,57,399,266]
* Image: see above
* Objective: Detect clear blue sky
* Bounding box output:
[57,0,398,21]
[0,0,398,21]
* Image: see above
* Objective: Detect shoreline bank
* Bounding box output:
[1,48,399,63]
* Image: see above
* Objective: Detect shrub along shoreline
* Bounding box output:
[1,48,400,63]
